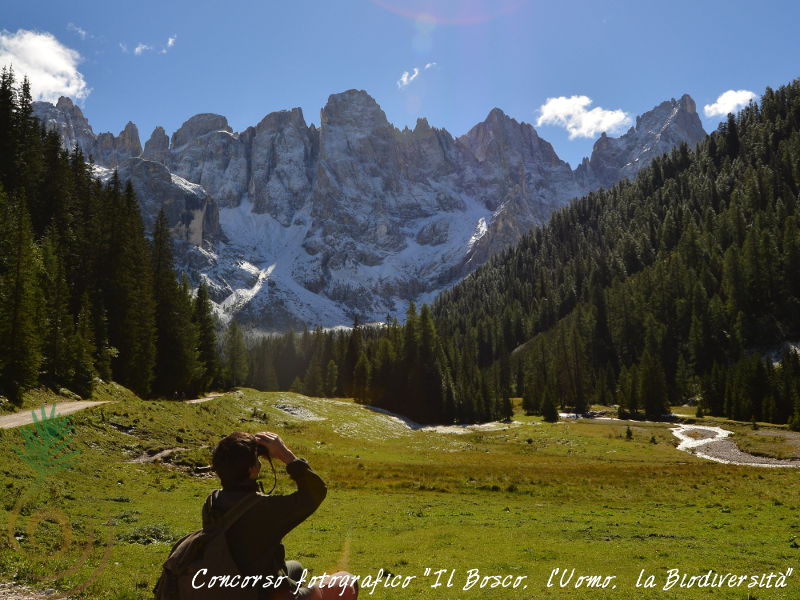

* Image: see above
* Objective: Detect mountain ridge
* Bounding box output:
[32,90,706,331]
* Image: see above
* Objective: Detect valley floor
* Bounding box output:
[1,388,799,599]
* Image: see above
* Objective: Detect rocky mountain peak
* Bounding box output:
[679,93,696,114]
[55,96,76,110]
[486,107,510,122]
[32,97,94,152]
[460,107,555,166]
[578,94,706,189]
[255,107,308,132]
[143,126,170,163]
[171,113,232,149]
[120,121,142,154]
[413,117,432,134]
[321,89,389,130]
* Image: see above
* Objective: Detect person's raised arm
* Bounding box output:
[254,432,327,534]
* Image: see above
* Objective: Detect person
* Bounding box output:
[203,431,357,600]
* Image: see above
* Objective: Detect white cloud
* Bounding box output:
[397,67,420,89]
[160,36,177,54]
[703,89,757,118]
[0,29,90,102]
[134,43,152,56]
[119,42,128,53]
[67,23,88,40]
[397,62,437,89]
[536,95,631,139]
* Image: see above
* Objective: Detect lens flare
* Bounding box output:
[370,0,525,26]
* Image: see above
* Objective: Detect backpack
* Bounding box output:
[153,492,263,600]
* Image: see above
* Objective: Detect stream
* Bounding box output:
[671,424,800,467]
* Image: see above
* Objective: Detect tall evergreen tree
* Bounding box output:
[192,281,219,394]
[224,322,249,387]
[150,210,201,398]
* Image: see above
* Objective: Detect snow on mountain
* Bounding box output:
[32,91,706,331]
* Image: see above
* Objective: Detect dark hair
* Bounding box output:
[212,432,259,487]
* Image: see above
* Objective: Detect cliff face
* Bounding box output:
[33,91,706,331]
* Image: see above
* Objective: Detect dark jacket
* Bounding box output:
[201,458,327,590]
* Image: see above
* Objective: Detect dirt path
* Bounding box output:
[0,401,112,429]
[671,424,800,467]
[184,393,224,404]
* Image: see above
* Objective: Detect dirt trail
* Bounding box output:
[671,424,800,467]
[0,401,111,429]
[184,393,224,404]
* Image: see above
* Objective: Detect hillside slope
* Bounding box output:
[431,80,800,423]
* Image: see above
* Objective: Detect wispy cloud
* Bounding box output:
[397,62,437,89]
[397,67,419,89]
[66,23,88,40]
[131,35,177,56]
[160,35,177,54]
[536,95,631,139]
[119,42,128,53]
[703,89,757,118]
[0,29,90,102]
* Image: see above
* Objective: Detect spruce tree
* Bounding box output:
[352,351,371,403]
[224,322,249,387]
[150,210,200,398]
[193,282,219,393]
[105,178,156,397]
[325,359,339,397]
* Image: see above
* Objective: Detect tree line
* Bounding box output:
[245,303,513,424]
[0,68,237,404]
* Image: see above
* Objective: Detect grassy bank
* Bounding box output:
[1,388,798,599]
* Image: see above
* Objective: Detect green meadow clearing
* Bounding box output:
[1,386,799,600]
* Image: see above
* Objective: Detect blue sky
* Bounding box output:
[2,0,799,167]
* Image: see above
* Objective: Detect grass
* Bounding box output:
[0,388,799,599]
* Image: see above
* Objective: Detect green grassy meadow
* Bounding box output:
[1,387,799,599]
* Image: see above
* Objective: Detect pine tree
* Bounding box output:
[150,210,201,397]
[39,232,73,387]
[68,293,97,397]
[224,322,249,387]
[325,359,339,397]
[105,177,156,397]
[540,386,559,423]
[303,353,324,397]
[193,282,219,393]
[352,351,371,403]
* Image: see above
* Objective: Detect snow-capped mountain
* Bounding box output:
[33,91,706,331]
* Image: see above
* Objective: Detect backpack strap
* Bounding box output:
[209,491,261,535]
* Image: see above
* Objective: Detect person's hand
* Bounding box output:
[254,432,297,465]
